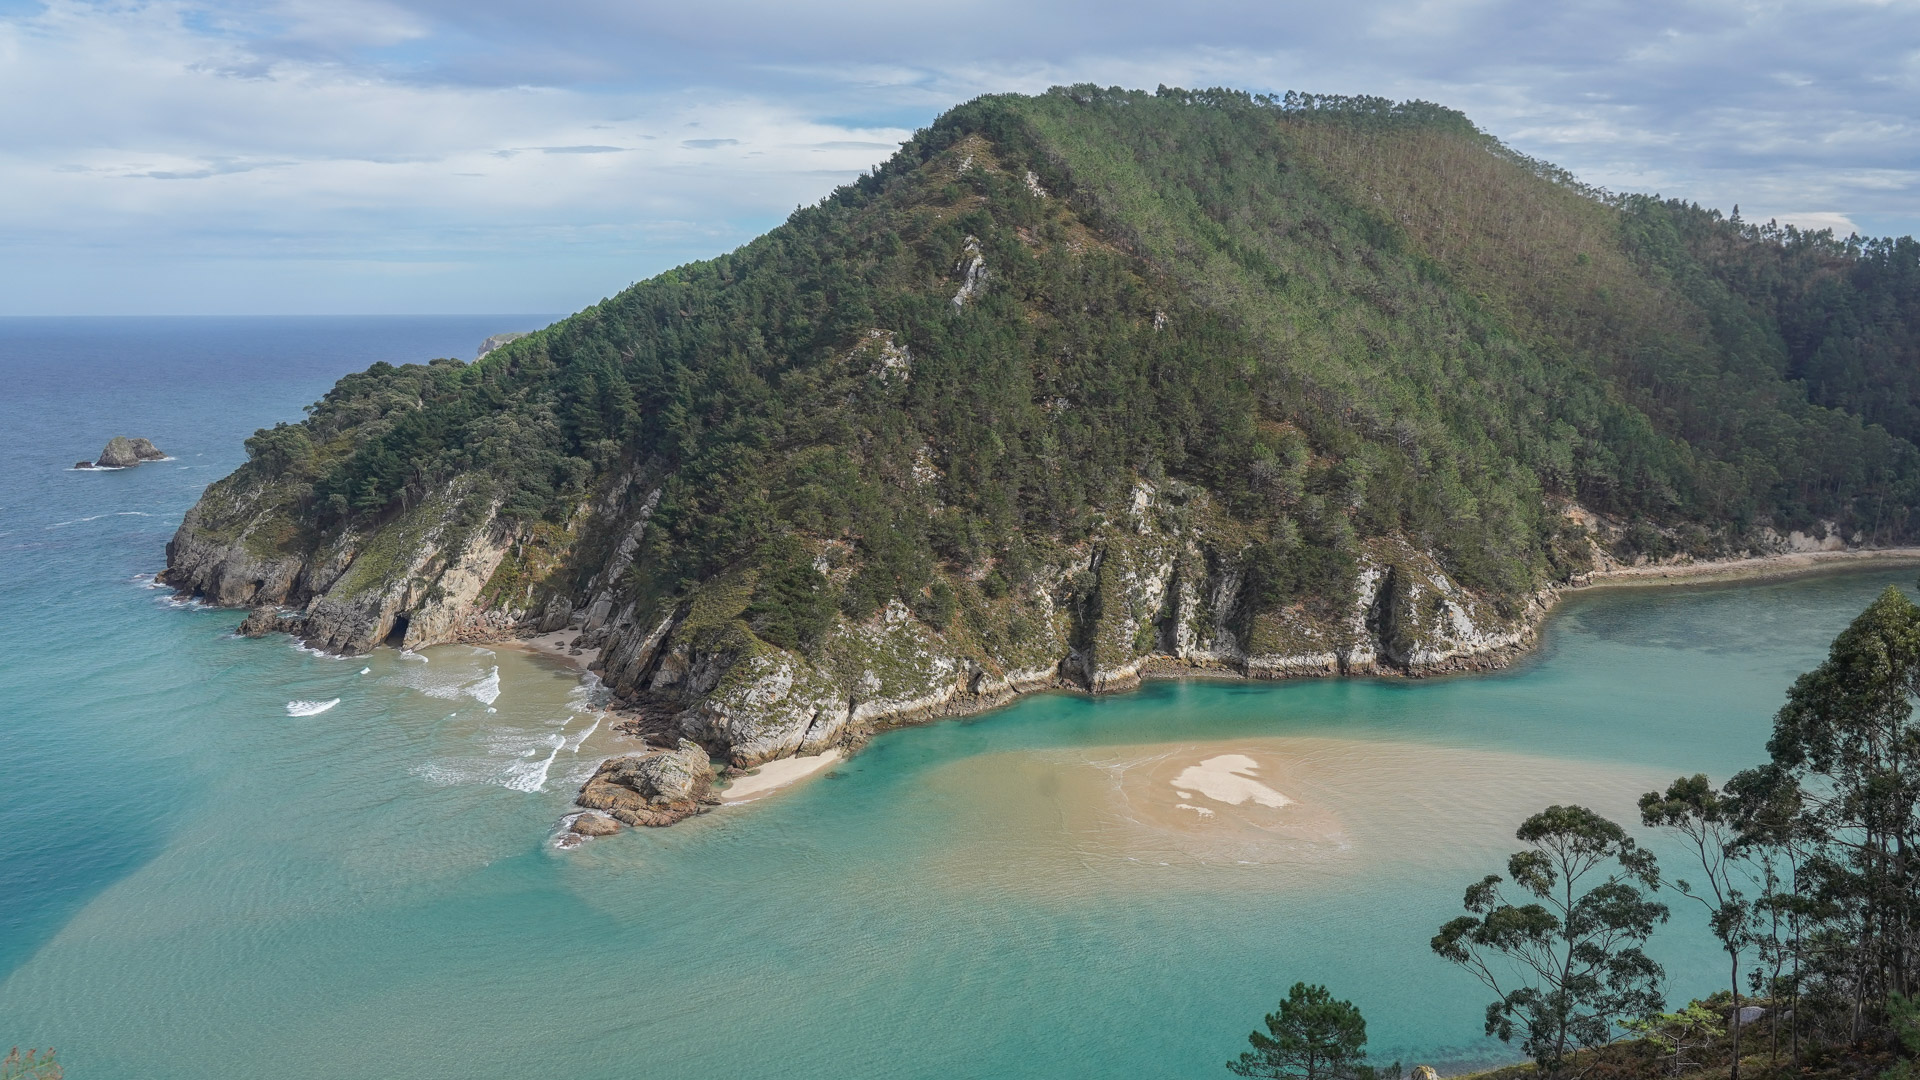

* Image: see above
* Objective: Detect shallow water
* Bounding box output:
[0,317,1910,1079]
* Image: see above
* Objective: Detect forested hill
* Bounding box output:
[166,85,1920,772]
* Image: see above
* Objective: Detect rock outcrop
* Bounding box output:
[574,740,716,827]
[477,332,529,359]
[91,436,165,468]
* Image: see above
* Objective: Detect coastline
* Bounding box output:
[1554,545,1920,592]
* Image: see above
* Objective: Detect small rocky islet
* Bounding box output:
[76,435,165,469]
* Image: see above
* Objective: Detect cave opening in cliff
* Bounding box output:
[385,615,410,648]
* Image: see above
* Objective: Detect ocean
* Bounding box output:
[0,316,1904,1078]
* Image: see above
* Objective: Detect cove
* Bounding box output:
[1,318,1911,1080]
[2,566,1909,1079]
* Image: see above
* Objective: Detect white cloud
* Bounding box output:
[2,0,1918,313]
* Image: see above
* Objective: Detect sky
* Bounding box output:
[4,0,1919,316]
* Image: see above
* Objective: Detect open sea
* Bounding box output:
[1,315,1911,1078]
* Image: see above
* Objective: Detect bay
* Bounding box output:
[0,317,1900,1079]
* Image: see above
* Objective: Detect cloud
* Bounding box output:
[2,0,1917,313]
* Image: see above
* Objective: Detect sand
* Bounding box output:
[1571,546,1920,591]
[721,750,843,803]
[1169,754,1293,808]
[912,736,1673,892]
[514,630,594,672]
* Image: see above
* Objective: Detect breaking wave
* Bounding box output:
[286,699,340,717]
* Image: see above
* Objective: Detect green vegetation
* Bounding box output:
[1264,580,1920,1080]
[214,84,1920,659]
[0,1048,59,1080]
[1230,983,1399,1080]
[1433,805,1669,1073]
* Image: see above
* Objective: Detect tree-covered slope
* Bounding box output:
[165,85,1920,771]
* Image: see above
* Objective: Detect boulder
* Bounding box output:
[238,607,305,638]
[95,436,165,468]
[568,812,622,837]
[1733,1005,1767,1027]
[1411,1067,1438,1080]
[575,739,715,826]
[74,461,94,470]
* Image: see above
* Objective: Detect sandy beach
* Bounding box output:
[514,629,594,671]
[721,750,843,803]
[1570,546,1920,591]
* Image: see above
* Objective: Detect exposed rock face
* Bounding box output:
[95,436,165,467]
[477,332,529,359]
[238,607,305,637]
[165,476,518,655]
[574,740,716,827]
[568,812,622,837]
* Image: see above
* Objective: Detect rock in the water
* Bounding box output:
[477,332,529,359]
[238,607,305,638]
[575,739,715,826]
[95,436,165,468]
[568,812,621,836]
[74,460,94,470]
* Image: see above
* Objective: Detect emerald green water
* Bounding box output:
[2,319,1910,1079]
[6,572,1908,1078]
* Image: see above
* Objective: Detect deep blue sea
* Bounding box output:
[0,316,1910,1079]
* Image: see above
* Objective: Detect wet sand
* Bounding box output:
[917,736,1672,891]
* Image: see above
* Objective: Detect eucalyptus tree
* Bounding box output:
[1640,774,1757,1079]
[1432,805,1668,1074]
[1767,584,1920,1032]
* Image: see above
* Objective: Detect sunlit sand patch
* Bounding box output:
[1171,753,1292,808]
[917,736,1668,893]
[721,749,843,803]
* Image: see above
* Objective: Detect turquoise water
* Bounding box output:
[0,317,1909,1079]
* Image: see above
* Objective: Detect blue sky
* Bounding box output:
[5,0,1918,315]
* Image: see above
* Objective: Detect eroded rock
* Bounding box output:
[574,740,716,827]
[95,436,165,467]
[568,812,621,837]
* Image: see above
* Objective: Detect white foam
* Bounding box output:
[286,698,340,717]
[468,666,501,705]
[289,641,350,660]
[359,667,371,675]
[399,649,428,663]
[500,733,565,792]
[564,715,602,752]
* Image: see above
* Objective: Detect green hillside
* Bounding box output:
[165,85,1920,765]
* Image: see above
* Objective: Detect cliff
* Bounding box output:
[163,86,1920,783]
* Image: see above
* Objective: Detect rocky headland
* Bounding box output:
[159,88,1920,834]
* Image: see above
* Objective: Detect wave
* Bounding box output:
[564,715,602,752]
[500,734,566,793]
[289,640,351,660]
[286,698,340,717]
[468,666,501,705]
